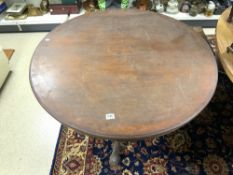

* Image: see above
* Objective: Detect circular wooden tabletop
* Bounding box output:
[216,7,233,82]
[30,10,217,140]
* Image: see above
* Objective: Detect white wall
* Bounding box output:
[5,0,42,7]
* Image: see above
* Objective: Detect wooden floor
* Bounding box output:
[216,7,233,82]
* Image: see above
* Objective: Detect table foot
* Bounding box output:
[109,140,121,170]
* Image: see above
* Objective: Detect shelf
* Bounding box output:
[0,10,219,32]
[162,12,219,21]
[0,14,67,25]
[162,12,219,27]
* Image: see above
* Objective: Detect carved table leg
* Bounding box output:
[109,140,121,170]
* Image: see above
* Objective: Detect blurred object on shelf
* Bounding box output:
[0,0,7,14]
[196,2,206,13]
[83,0,98,11]
[113,0,129,9]
[189,4,198,16]
[40,0,49,14]
[63,0,78,4]
[49,0,77,4]
[151,0,164,12]
[205,1,216,16]
[166,0,179,13]
[128,0,136,8]
[179,1,191,12]
[160,0,168,7]
[48,0,81,14]
[136,0,152,10]
[189,0,206,14]
[97,0,129,10]
[6,2,27,16]
[27,4,43,16]
[49,4,80,14]
[214,2,227,14]
[156,3,164,12]
[212,0,231,14]
[227,3,233,21]
[98,0,110,10]
[155,1,164,12]
[4,13,27,20]
[5,2,28,20]
[150,0,155,10]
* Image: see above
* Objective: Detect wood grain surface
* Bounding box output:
[216,7,233,82]
[30,10,218,140]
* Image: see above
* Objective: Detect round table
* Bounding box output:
[30,10,217,168]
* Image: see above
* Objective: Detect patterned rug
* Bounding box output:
[50,37,233,175]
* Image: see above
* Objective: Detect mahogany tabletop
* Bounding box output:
[30,10,218,140]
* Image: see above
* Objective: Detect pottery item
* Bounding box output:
[166,0,179,14]
[205,1,216,16]
[179,1,191,13]
[189,5,198,16]
[40,0,49,14]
